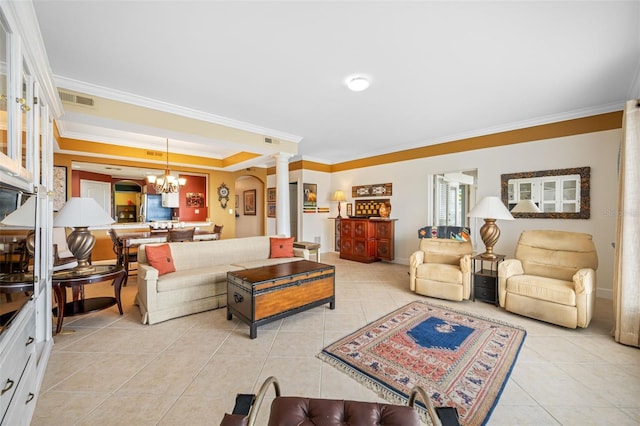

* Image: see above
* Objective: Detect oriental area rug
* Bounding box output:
[318,301,526,426]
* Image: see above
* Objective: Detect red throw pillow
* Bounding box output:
[270,237,294,258]
[145,243,176,275]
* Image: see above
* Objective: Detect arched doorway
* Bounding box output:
[113,180,143,223]
[235,175,264,237]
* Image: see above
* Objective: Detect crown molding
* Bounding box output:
[54,75,304,144]
[326,101,625,165]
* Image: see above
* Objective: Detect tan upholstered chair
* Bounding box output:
[409,238,472,301]
[498,230,598,329]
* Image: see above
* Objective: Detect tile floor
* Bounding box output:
[31,253,640,425]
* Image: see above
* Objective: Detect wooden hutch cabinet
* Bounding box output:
[340,218,397,263]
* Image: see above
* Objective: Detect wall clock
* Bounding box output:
[217,183,230,208]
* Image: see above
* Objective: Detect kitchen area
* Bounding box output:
[66,162,214,263]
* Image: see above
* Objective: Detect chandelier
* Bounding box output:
[146,138,186,193]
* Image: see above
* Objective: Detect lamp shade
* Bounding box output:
[332,190,346,202]
[511,199,541,213]
[467,196,514,220]
[53,197,115,227]
[1,195,36,227]
[468,196,513,259]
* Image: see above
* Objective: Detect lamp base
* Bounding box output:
[479,218,500,259]
[66,226,96,273]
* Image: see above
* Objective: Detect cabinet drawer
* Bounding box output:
[2,354,36,425]
[474,285,496,301]
[474,275,497,288]
[0,302,35,419]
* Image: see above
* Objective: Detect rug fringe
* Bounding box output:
[317,352,433,425]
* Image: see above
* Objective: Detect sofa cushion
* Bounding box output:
[506,274,576,306]
[270,236,294,258]
[268,397,420,426]
[156,264,241,293]
[145,244,176,275]
[416,263,463,284]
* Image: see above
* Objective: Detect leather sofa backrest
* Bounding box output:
[419,238,472,265]
[268,397,421,426]
[515,230,598,281]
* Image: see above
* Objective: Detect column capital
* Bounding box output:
[271,152,294,162]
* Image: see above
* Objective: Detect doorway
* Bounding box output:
[80,180,112,218]
[431,170,477,227]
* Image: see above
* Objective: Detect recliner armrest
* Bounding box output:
[410,251,424,268]
[573,268,596,294]
[409,251,424,291]
[498,259,523,308]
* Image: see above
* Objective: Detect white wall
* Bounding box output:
[321,129,620,299]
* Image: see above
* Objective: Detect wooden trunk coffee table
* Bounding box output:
[227,260,335,338]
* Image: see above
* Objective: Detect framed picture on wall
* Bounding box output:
[303,183,317,208]
[267,203,276,218]
[267,187,276,202]
[53,165,67,211]
[244,189,256,215]
[186,192,205,208]
[346,203,353,217]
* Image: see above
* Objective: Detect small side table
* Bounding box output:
[472,254,505,306]
[52,265,126,334]
[293,241,321,262]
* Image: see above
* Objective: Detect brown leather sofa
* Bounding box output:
[220,376,449,426]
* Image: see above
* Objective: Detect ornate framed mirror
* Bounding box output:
[500,167,590,219]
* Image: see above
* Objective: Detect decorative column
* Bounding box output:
[273,153,293,236]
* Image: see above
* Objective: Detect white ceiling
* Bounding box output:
[33,1,640,171]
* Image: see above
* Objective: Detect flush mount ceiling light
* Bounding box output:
[347,76,370,92]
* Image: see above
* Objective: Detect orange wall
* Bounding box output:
[178,174,207,221]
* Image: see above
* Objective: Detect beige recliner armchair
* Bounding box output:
[498,230,598,328]
[409,238,472,301]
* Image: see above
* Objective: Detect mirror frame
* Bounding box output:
[501,166,590,219]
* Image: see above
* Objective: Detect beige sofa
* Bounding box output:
[136,236,309,325]
[498,230,598,328]
[409,238,472,301]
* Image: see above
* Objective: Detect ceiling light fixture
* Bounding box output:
[347,76,370,92]
[146,138,186,193]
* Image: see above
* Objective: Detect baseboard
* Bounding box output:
[597,287,613,300]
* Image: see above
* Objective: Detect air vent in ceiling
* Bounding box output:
[264,137,279,144]
[58,90,95,108]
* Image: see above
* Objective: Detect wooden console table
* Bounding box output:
[339,217,397,263]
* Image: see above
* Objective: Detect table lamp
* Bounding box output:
[1,195,37,260]
[467,196,514,259]
[53,197,115,272]
[332,190,346,218]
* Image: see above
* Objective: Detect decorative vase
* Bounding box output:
[379,201,391,218]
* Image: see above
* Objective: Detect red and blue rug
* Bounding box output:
[318,301,526,426]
